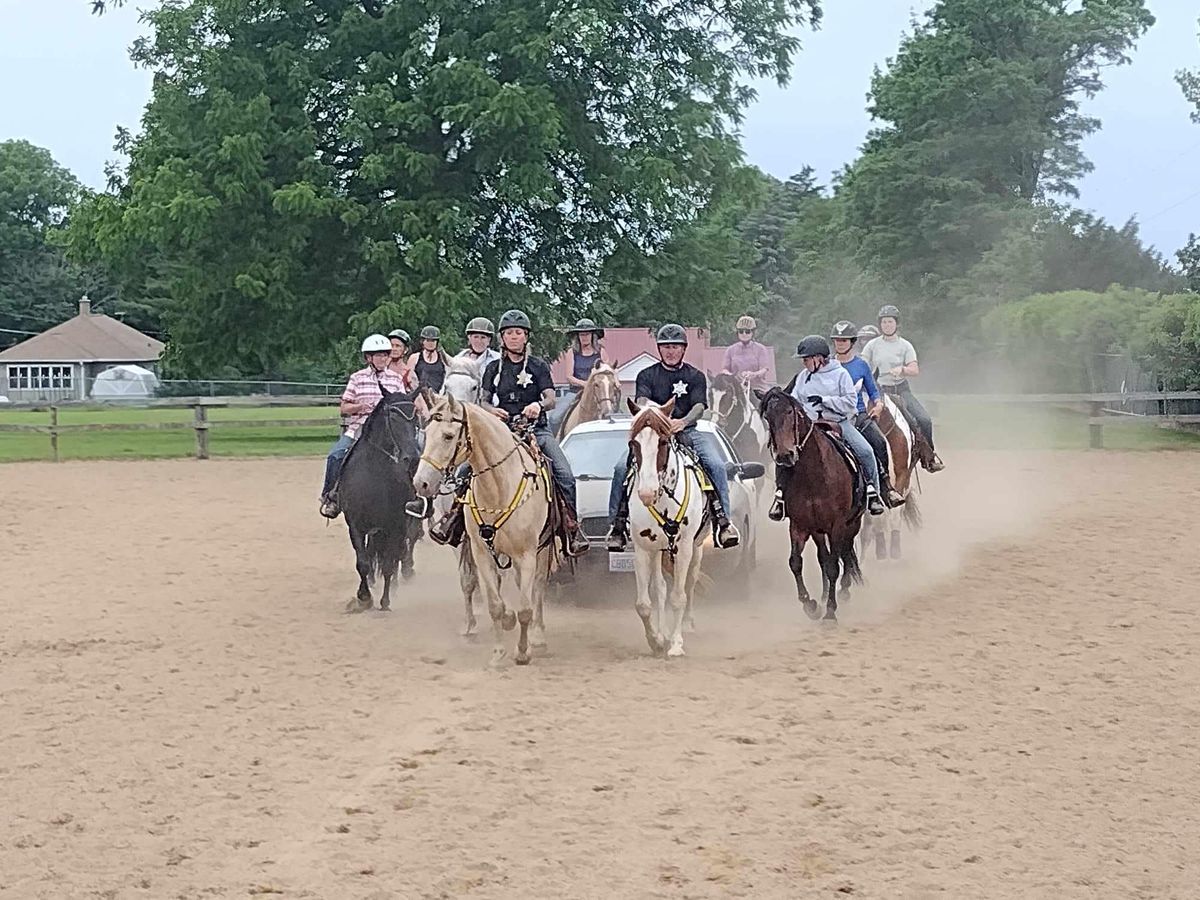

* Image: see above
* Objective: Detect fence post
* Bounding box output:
[1089,401,1104,449]
[194,404,210,459]
[50,406,60,462]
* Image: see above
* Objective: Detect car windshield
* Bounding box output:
[562,430,629,479]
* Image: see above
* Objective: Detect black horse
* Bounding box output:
[338,387,422,612]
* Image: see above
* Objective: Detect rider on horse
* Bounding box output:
[457,317,501,372]
[859,305,945,472]
[319,334,411,519]
[479,309,590,557]
[769,335,886,521]
[830,320,904,508]
[552,317,611,432]
[606,323,741,552]
[407,325,450,393]
[721,315,772,390]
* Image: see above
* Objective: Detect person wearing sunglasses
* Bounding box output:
[721,315,772,390]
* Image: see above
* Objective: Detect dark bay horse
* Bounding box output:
[756,387,864,622]
[338,388,422,612]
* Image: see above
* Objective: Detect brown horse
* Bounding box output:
[756,387,864,622]
[557,361,621,439]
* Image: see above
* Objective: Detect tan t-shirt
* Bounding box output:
[860,336,917,387]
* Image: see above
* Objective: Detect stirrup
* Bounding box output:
[926,454,945,472]
[715,517,740,549]
[405,496,432,519]
[319,494,340,519]
[606,521,628,552]
[768,491,785,521]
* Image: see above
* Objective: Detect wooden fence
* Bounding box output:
[0,396,340,462]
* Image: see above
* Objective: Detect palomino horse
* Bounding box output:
[556,361,621,439]
[436,356,487,636]
[625,398,708,657]
[756,387,864,622]
[338,388,423,612]
[860,395,923,560]
[413,394,554,666]
[709,372,770,464]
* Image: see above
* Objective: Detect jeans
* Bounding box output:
[322,432,355,497]
[856,412,890,477]
[838,418,880,492]
[547,391,577,433]
[533,425,578,512]
[608,427,731,521]
[887,382,935,449]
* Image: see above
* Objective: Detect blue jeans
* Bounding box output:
[322,432,355,497]
[608,428,731,521]
[534,425,577,512]
[838,419,880,492]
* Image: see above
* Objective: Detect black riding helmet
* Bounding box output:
[498,308,532,333]
[420,325,440,341]
[794,334,832,359]
[568,317,605,338]
[656,323,688,345]
[830,320,858,342]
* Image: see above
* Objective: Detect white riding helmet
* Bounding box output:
[361,334,391,353]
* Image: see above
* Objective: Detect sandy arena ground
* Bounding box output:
[2,450,1199,899]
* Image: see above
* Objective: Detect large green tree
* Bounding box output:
[1178,17,1200,122]
[837,0,1153,327]
[71,0,821,375]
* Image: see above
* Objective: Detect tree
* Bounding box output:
[1177,235,1200,293]
[837,0,1154,327]
[71,0,821,375]
[1178,18,1200,122]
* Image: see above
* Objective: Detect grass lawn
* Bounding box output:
[1,399,1197,463]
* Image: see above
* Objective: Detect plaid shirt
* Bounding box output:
[342,366,408,435]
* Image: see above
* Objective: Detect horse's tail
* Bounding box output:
[900,493,923,531]
[841,540,865,586]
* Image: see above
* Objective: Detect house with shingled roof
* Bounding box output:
[0,297,165,403]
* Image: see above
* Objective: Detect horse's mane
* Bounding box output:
[359,389,418,439]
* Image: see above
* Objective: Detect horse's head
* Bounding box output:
[626,397,676,505]
[413,393,468,498]
[361,386,421,463]
[755,387,810,467]
[443,356,482,403]
[709,372,739,425]
[587,362,621,418]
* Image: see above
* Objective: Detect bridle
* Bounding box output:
[763,393,815,466]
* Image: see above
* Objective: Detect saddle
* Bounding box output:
[881,386,933,465]
[815,423,868,517]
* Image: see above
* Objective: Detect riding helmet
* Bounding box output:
[830,320,858,342]
[464,317,495,336]
[361,334,392,354]
[498,309,532,333]
[387,328,411,345]
[655,323,688,345]
[857,323,880,341]
[877,304,901,321]
[736,315,757,331]
[568,317,605,338]
[794,334,831,359]
[420,325,441,341]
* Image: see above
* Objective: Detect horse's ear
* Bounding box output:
[626,397,640,416]
[380,383,393,399]
[753,388,766,403]
[662,396,676,416]
[420,386,435,408]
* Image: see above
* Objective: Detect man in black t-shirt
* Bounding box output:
[473,309,589,557]
[606,324,740,552]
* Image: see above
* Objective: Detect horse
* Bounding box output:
[413,394,555,666]
[860,395,923,560]
[624,398,709,657]
[436,356,487,636]
[709,372,770,464]
[337,388,423,612]
[556,361,622,439]
[755,387,865,622]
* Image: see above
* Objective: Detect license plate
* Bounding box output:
[608,552,636,573]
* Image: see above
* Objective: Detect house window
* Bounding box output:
[6,365,74,392]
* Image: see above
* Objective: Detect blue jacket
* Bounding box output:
[841,356,880,414]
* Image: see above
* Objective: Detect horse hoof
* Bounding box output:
[801,599,821,620]
[401,565,415,580]
[667,644,685,658]
[500,610,517,631]
[378,603,391,612]
[683,618,696,634]
[515,653,532,666]
[822,611,838,624]
[461,621,477,638]
[488,650,508,669]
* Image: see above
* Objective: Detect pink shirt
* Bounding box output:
[722,340,772,387]
[342,366,409,435]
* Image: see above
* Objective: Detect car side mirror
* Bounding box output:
[724,461,740,479]
[740,462,766,479]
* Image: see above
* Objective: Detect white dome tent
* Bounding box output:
[90,364,160,400]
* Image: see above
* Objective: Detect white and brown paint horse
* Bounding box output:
[859,393,923,561]
[709,371,770,464]
[556,360,621,439]
[414,393,555,666]
[625,398,708,657]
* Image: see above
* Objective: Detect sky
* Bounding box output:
[1,0,1197,257]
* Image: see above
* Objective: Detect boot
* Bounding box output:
[606,516,629,552]
[880,471,905,507]
[562,507,591,557]
[710,496,740,549]
[768,489,786,521]
[926,453,945,473]
[319,492,341,519]
[430,504,465,546]
[866,485,885,516]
